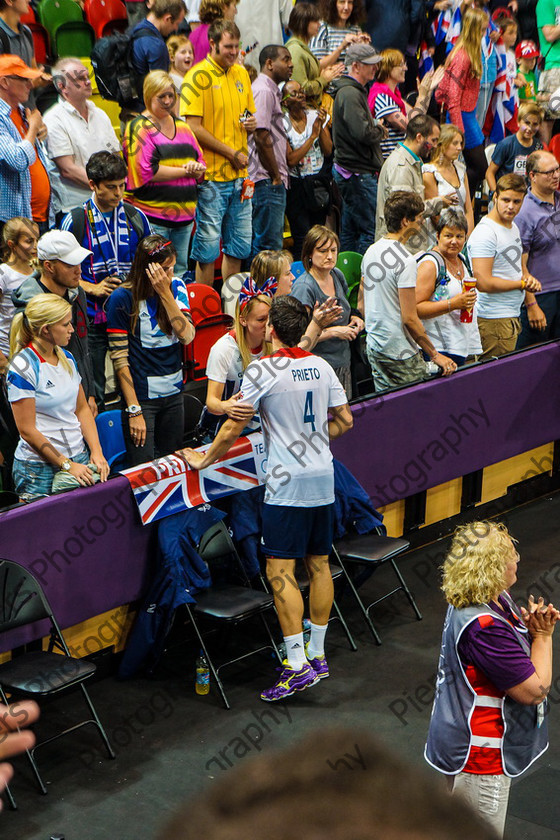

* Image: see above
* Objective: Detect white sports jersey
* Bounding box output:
[8,345,84,461]
[239,348,348,506]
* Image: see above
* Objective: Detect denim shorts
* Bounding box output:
[190,178,252,264]
[13,448,90,502]
[262,503,335,559]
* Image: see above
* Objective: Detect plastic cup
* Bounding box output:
[460,279,477,323]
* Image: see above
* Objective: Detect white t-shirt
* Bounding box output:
[43,99,120,213]
[417,254,482,357]
[200,330,263,436]
[7,346,84,461]
[0,263,31,356]
[283,111,325,177]
[239,347,347,506]
[362,237,419,359]
[467,217,524,319]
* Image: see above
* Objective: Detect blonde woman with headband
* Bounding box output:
[426,521,559,837]
[199,277,274,440]
[7,294,108,501]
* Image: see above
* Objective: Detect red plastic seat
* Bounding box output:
[84,0,127,38]
[20,6,36,23]
[549,133,560,166]
[183,284,233,382]
[28,23,50,65]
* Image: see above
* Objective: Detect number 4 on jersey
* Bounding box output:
[304,390,316,431]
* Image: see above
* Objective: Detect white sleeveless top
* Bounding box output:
[417,253,482,358]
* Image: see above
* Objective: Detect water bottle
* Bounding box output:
[195,650,210,695]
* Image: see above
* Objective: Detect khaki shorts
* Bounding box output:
[538,68,560,119]
[367,348,427,392]
[477,316,521,360]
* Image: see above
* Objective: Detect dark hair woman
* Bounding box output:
[106,235,195,466]
[286,2,344,107]
[292,224,363,396]
[282,79,333,260]
[309,0,370,73]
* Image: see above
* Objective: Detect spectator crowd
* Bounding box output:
[1,1,560,833]
[0,0,558,488]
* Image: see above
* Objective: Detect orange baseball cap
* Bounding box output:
[0,55,42,79]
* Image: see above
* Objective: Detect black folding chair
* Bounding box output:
[0,559,115,808]
[184,521,281,710]
[331,534,422,645]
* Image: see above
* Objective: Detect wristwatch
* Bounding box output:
[125,404,142,415]
[60,459,72,471]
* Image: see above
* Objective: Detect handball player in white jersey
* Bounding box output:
[183,296,353,701]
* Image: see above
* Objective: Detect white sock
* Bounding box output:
[284,632,307,669]
[307,623,328,659]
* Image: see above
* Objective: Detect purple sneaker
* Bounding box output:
[305,646,329,679]
[260,662,319,702]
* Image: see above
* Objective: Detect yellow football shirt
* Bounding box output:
[180,57,256,182]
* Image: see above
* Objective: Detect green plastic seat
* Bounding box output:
[54,20,95,57]
[336,251,363,308]
[38,0,84,40]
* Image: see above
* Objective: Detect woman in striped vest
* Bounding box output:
[425,520,558,837]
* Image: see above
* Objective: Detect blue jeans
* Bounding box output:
[517,290,560,348]
[333,170,377,255]
[150,221,193,280]
[250,179,286,260]
[191,179,252,265]
[13,448,90,502]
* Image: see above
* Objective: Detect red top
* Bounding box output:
[444,48,480,132]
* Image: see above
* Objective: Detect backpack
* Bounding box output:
[70,202,146,246]
[90,25,159,107]
[416,250,472,293]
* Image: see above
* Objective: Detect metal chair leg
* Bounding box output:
[390,558,423,621]
[331,597,358,651]
[332,549,382,645]
[25,747,48,795]
[186,606,230,710]
[3,783,17,810]
[79,684,116,759]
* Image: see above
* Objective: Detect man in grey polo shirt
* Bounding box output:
[0,0,49,106]
[375,114,450,255]
[515,150,560,347]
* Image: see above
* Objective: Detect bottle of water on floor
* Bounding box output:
[195,650,210,695]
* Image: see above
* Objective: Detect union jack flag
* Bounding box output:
[484,38,518,142]
[121,434,267,525]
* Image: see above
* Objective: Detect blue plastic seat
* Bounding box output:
[291,260,306,280]
[95,410,126,471]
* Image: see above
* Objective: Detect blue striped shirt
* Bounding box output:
[0,98,53,223]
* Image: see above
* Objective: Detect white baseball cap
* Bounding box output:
[37,230,92,265]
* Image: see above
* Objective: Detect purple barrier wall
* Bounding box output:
[332,343,560,507]
[2,342,559,646]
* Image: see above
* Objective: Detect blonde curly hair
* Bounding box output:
[441,521,517,608]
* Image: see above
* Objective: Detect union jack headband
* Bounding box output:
[239,275,278,310]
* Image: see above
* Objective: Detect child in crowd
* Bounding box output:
[486,100,544,192]
[497,14,520,117]
[0,218,39,372]
[167,34,194,96]
[515,40,549,105]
